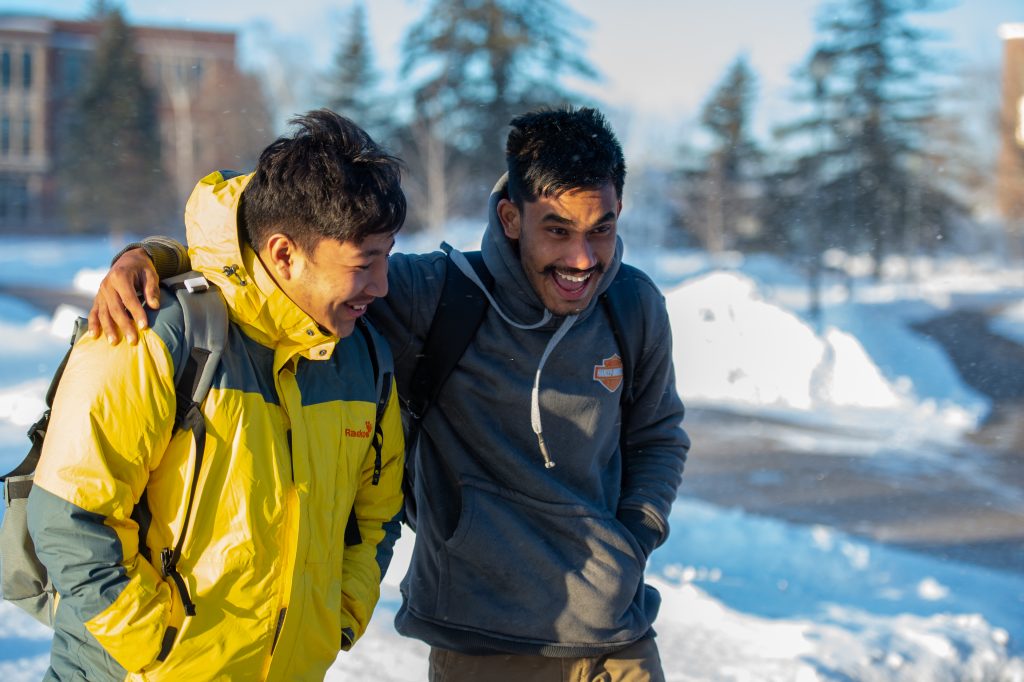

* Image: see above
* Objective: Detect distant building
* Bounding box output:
[998,23,1024,257]
[0,14,270,232]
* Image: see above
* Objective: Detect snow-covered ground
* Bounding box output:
[1,234,1022,681]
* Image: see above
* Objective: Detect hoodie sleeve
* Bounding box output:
[338,378,405,650]
[366,251,448,397]
[27,328,182,673]
[616,280,689,557]
[125,236,191,278]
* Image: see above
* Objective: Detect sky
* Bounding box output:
[6,0,1023,163]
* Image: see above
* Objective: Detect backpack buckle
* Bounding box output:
[26,411,50,443]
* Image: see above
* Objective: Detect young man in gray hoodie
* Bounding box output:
[90,106,689,682]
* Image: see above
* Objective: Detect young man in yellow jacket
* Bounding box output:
[27,109,406,681]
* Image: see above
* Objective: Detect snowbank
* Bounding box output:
[667,270,985,448]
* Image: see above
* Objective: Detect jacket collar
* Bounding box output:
[184,171,338,367]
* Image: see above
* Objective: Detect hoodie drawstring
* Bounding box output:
[530,314,577,468]
[447,247,576,470]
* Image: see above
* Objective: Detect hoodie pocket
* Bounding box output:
[436,478,647,645]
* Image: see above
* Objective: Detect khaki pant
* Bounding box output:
[427,637,665,682]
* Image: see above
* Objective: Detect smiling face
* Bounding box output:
[265,231,394,338]
[498,183,621,316]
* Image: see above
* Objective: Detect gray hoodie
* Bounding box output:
[368,176,689,657]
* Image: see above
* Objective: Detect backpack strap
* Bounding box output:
[405,246,493,425]
[356,318,393,486]
[599,264,645,452]
[344,318,394,547]
[155,271,228,617]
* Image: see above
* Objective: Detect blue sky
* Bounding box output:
[7,0,1023,162]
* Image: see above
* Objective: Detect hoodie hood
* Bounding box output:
[480,173,624,327]
[183,171,339,368]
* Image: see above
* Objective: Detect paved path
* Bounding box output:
[682,408,1024,574]
[683,304,1024,576]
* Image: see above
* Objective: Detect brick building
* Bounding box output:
[0,14,269,232]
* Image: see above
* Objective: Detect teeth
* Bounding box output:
[351,304,367,311]
[556,271,591,283]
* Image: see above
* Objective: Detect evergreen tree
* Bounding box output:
[775,0,964,277]
[58,8,169,234]
[324,3,390,140]
[680,56,764,252]
[399,0,598,213]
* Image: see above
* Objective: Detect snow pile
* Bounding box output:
[667,270,984,447]
[993,300,1024,346]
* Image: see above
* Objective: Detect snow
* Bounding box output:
[1,235,1022,680]
[993,300,1024,346]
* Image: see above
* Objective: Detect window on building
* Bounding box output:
[1,116,9,156]
[22,117,30,157]
[61,50,86,95]
[22,50,31,90]
[1,50,10,90]
[0,177,29,223]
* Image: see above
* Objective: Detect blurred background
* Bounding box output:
[0,0,1020,253]
[0,1,1023,680]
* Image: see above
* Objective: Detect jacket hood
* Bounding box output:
[480,173,624,327]
[183,171,338,365]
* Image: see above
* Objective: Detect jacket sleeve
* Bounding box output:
[616,282,690,558]
[27,330,182,673]
[123,236,191,277]
[338,378,405,650]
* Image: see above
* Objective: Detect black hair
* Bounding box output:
[505,106,626,208]
[240,109,406,254]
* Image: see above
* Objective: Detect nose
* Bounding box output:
[366,258,389,298]
[563,236,597,271]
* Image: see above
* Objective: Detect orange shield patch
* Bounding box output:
[593,354,624,393]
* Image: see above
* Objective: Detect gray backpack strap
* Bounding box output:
[162,271,228,404]
[153,271,228,621]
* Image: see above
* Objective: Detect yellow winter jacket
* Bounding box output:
[27,171,404,681]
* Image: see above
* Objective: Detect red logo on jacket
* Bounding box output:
[345,420,373,438]
[593,354,623,393]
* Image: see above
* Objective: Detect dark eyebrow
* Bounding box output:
[540,213,574,225]
[540,211,617,227]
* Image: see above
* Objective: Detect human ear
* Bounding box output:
[263,233,302,281]
[497,198,521,240]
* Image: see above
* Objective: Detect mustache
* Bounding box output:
[540,263,606,277]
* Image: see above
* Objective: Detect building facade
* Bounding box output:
[998,23,1024,256]
[0,14,265,232]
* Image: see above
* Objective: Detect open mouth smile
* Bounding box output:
[550,268,595,299]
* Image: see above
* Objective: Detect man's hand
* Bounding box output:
[88,248,161,345]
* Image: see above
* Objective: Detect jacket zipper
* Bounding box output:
[262,373,301,678]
